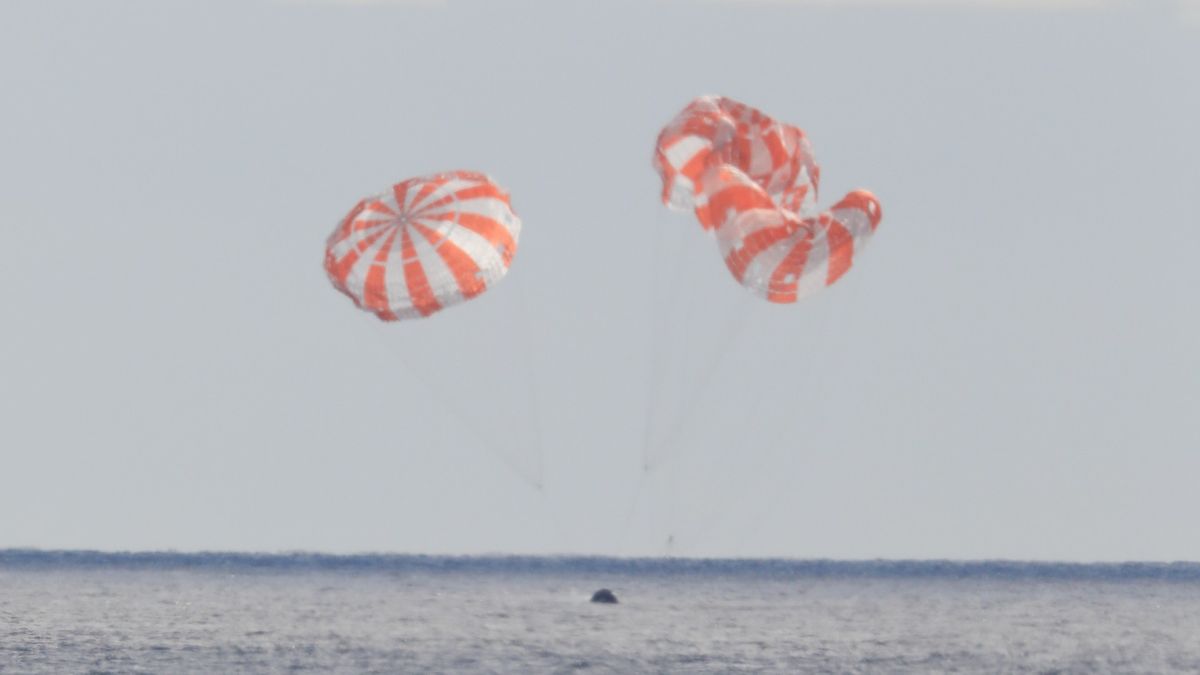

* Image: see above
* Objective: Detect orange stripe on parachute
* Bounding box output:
[418,182,511,215]
[706,169,776,213]
[764,127,789,170]
[452,182,510,204]
[400,228,442,317]
[724,219,797,283]
[824,216,854,286]
[832,189,882,230]
[678,149,712,186]
[363,201,395,217]
[392,181,413,215]
[655,152,677,203]
[409,176,450,213]
[766,235,814,304]
[433,212,517,267]
[324,226,391,287]
[411,222,486,300]
[702,187,772,230]
[363,230,399,320]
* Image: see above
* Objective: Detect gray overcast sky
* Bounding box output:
[1,0,1197,560]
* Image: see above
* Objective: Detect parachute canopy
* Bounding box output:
[653,96,881,303]
[324,171,521,321]
[706,165,881,303]
[652,95,820,228]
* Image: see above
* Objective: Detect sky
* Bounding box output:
[0,0,1197,561]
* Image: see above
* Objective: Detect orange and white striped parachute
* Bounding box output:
[653,95,820,228]
[324,171,521,321]
[653,96,881,303]
[704,165,882,304]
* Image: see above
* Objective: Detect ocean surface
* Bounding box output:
[4,551,1200,673]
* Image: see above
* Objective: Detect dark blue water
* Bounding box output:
[4,550,1200,672]
[7,549,1200,579]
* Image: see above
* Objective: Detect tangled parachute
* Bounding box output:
[653,95,881,302]
[653,95,821,226]
[324,171,521,321]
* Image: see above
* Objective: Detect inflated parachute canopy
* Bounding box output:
[653,95,882,304]
[653,95,820,227]
[704,166,881,304]
[324,170,521,321]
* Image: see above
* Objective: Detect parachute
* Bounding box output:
[653,95,821,228]
[629,97,884,552]
[653,95,881,302]
[704,166,882,303]
[324,170,521,321]
[324,170,544,489]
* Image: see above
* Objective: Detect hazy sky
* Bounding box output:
[1,0,1197,560]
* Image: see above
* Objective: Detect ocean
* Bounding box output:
[3,551,1200,673]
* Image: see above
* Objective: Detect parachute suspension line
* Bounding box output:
[507,269,576,555]
[669,275,854,552]
[698,288,854,552]
[509,269,545,492]
[625,214,675,555]
[627,245,758,554]
[645,228,710,471]
[364,322,543,491]
[664,420,680,556]
[672,319,822,551]
[616,469,650,556]
[639,217,666,473]
[631,223,757,552]
[643,293,759,473]
[652,298,763,554]
[639,217,691,472]
[626,214,698,554]
[731,274,873,551]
